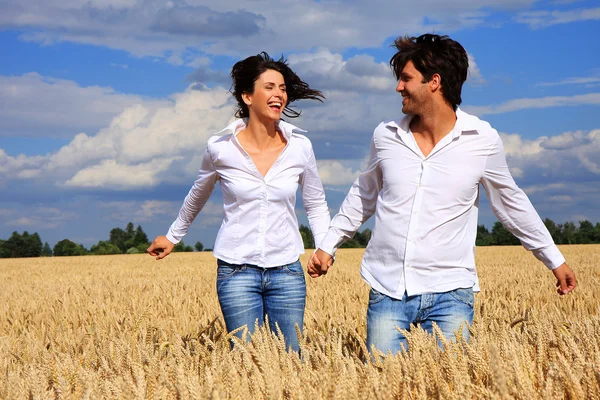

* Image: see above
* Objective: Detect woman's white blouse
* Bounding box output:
[166,119,331,268]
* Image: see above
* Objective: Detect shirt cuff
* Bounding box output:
[318,231,342,256]
[165,231,181,245]
[532,245,566,270]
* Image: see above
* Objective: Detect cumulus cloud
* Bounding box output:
[2,207,76,229]
[317,160,362,186]
[0,73,168,138]
[100,199,223,227]
[288,50,394,93]
[0,0,539,59]
[467,53,486,86]
[151,6,266,37]
[500,129,600,182]
[0,84,237,188]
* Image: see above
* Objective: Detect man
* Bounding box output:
[309,33,576,354]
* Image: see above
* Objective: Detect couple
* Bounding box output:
[148,33,576,354]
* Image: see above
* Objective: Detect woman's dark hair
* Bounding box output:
[230,52,324,119]
[390,34,469,110]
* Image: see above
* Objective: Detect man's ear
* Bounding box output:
[430,73,442,92]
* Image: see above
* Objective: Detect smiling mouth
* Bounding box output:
[268,102,282,111]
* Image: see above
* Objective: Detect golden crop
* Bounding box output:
[1,245,599,399]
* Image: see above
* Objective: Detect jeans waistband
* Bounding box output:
[217,259,298,270]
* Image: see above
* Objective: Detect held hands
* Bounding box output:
[307,249,334,278]
[147,236,175,260]
[552,263,577,295]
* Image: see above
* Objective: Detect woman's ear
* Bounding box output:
[242,92,252,106]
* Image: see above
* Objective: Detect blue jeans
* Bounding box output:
[366,287,474,354]
[216,259,306,352]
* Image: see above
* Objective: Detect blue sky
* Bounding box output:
[1,0,599,249]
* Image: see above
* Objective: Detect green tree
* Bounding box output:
[476,224,493,246]
[194,241,204,252]
[109,228,128,253]
[576,220,594,244]
[354,229,372,247]
[0,240,9,258]
[593,223,600,244]
[0,231,43,258]
[561,222,576,245]
[340,239,362,248]
[299,225,315,249]
[53,239,88,256]
[42,242,53,257]
[173,241,193,252]
[543,218,561,244]
[90,241,122,255]
[491,222,520,245]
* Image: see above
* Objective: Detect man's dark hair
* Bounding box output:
[230,52,324,119]
[390,34,469,110]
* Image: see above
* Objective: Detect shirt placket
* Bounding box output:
[258,178,268,265]
[399,158,428,297]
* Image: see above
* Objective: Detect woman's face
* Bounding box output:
[243,69,288,121]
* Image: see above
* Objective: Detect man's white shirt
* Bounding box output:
[319,108,565,298]
[167,119,330,268]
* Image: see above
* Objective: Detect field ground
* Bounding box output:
[1,245,599,399]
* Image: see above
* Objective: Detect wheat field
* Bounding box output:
[1,245,599,399]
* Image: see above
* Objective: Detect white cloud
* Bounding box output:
[288,50,394,93]
[2,207,76,230]
[100,199,223,226]
[467,53,486,86]
[317,160,362,186]
[464,93,600,116]
[0,0,539,59]
[0,83,237,189]
[501,129,600,180]
[515,7,600,28]
[0,73,168,138]
[537,76,600,88]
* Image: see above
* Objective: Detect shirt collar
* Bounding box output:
[385,107,479,138]
[216,118,306,140]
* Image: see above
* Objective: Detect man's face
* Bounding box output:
[395,60,428,115]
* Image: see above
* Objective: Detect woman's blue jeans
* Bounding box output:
[216,259,306,352]
[367,287,475,354]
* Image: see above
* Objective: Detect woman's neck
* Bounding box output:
[239,116,282,150]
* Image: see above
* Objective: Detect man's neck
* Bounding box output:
[410,103,457,143]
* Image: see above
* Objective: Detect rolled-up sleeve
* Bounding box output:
[319,135,382,255]
[299,146,331,248]
[166,145,218,244]
[481,135,565,269]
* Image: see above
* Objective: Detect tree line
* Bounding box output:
[2,218,600,259]
[0,222,207,258]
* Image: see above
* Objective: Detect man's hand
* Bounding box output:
[147,236,175,260]
[552,263,576,295]
[307,249,333,278]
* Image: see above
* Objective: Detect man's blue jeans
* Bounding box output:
[366,287,474,354]
[216,259,306,352]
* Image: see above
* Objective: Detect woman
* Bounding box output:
[147,52,330,352]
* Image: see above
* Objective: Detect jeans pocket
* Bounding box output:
[282,260,305,277]
[216,263,242,281]
[448,287,475,307]
[368,288,387,305]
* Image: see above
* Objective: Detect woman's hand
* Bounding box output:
[147,236,175,260]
